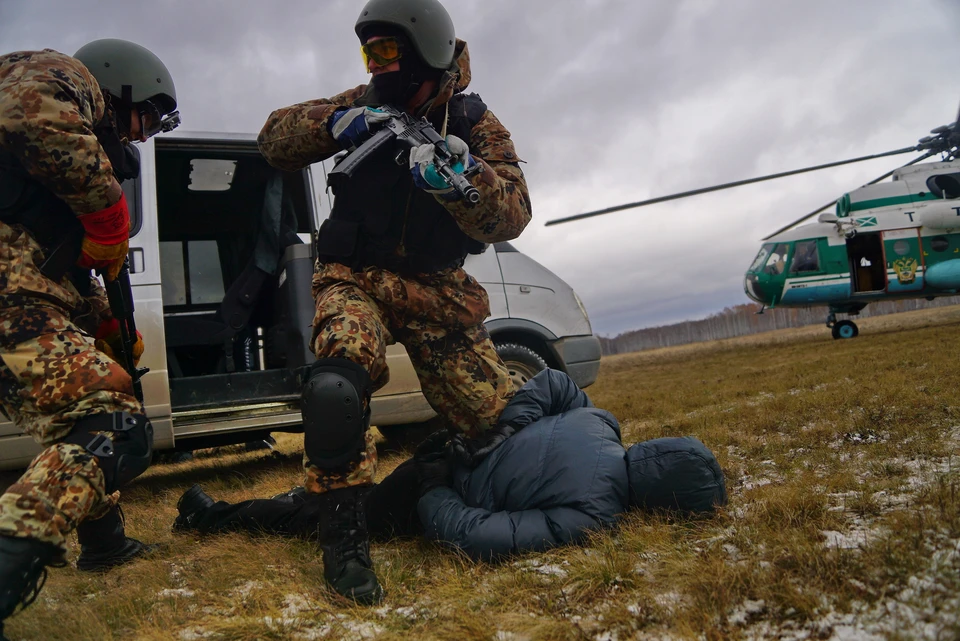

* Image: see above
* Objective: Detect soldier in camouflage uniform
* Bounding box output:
[253,0,531,604]
[0,40,178,633]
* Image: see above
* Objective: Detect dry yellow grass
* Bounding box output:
[5,305,960,640]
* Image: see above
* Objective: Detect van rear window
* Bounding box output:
[188,159,237,191]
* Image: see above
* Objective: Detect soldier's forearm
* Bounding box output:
[442,161,532,243]
[258,86,368,171]
[257,102,342,171]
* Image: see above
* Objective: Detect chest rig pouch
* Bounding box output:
[317,93,488,275]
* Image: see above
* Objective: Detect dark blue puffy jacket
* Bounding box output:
[417,369,726,561]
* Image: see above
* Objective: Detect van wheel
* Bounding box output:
[495,343,548,391]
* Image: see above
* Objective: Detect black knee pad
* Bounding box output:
[64,412,154,493]
[301,358,371,469]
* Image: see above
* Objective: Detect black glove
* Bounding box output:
[415,450,452,497]
[414,429,452,459]
[450,422,517,470]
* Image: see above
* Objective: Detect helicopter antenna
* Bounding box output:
[761,150,940,240]
[544,145,920,226]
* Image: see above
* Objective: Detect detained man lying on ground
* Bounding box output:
[172,369,728,561]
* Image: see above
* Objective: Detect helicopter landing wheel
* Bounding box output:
[831,320,859,340]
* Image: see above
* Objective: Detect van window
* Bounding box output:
[123,145,141,236]
[188,159,237,192]
[160,240,225,307]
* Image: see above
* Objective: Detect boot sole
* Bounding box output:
[76,540,158,572]
[328,583,385,606]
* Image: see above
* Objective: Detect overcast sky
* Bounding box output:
[3,0,958,336]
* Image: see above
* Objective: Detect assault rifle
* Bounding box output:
[104,258,148,403]
[327,105,483,204]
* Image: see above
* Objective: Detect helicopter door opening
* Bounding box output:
[846,232,886,294]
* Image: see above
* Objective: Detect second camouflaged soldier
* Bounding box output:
[255,0,531,604]
[0,39,178,634]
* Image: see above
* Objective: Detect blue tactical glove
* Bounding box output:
[328,106,391,150]
[409,135,476,199]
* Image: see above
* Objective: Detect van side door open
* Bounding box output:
[152,136,318,446]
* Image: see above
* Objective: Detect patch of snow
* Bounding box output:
[513,557,570,578]
[158,588,196,598]
[234,580,263,599]
[281,593,314,618]
[333,617,384,639]
[653,591,683,611]
[728,599,766,626]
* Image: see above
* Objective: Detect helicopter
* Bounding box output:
[545,104,960,339]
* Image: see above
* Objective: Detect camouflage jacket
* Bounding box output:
[0,49,123,215]
[0,50,119,319]
[258,40,531,244]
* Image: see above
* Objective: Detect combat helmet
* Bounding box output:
[355,0,456,70]
[73,39,177,115]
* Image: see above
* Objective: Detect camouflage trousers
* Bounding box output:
[0,224,140,549]
[303,262,514,494]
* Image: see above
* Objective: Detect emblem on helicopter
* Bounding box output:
[547,100,960,339]
[893,257,919,285]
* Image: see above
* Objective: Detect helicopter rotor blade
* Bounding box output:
[544,145,920,226]
[760,150,939,240]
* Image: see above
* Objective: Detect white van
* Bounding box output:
[0,132,600,470]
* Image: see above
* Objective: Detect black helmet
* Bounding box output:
[355,0,456,70]
[73,39,177,115]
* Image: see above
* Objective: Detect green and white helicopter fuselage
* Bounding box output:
[744,160,960,337]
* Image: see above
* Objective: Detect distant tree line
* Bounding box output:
[599,296,960,355]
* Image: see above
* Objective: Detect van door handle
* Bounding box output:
[128,247,145,274]
[519,285,531,294]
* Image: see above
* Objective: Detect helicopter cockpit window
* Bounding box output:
[749,245,772,272]
[789,240,820,273]
[763,243,789,276]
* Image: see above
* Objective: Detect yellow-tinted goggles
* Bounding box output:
[361,37,403,70]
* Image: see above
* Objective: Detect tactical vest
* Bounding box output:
[316,92,488,275]
[0,150,85,282]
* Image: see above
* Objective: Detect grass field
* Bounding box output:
[6,306,960,640]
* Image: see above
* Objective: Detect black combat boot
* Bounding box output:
[0,534,65,639]
[75,506,155,572]
[312,485,383,605]
[172,484,216,532]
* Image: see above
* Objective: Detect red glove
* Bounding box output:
[76,193,130,281]
[95,317,144,367]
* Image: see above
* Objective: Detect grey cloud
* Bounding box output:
[2,0,957,336]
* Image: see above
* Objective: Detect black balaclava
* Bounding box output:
[363,26,441,107]
[93,97,140,182]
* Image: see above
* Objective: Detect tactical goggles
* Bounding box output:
[361,37,403,70]
[136,100,164,138]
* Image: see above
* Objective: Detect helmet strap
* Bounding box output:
[94,96,140,181]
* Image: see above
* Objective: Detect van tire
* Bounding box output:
[495,342,548,391]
